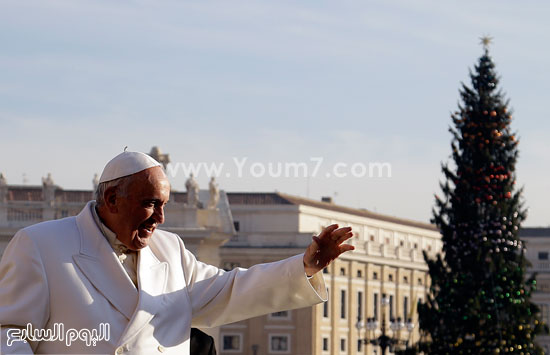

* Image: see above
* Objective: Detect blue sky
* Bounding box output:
[1,0,549,226]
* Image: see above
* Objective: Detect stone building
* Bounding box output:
[519,227,550,354]
[220,193,442,355]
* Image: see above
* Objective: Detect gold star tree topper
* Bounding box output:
[480,35,493,51]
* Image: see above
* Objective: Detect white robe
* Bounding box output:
[0,201,327,354]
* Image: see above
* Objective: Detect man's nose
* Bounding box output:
[154,206,165,224]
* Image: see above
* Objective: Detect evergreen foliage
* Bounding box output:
[417,42,547,354]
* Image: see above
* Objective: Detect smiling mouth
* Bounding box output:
[139,224,156,236]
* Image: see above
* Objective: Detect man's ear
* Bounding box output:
[103,186,119,213]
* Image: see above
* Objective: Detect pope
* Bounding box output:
[0,151,354,354]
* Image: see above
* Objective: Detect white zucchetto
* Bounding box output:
[99,151,161,183]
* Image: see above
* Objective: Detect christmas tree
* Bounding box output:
[417,38,547,354]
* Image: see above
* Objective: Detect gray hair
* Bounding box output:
[94,175,133,207]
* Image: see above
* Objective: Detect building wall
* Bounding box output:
[522,230,550,353]
[218,247,311,355]
[221,201,441,355]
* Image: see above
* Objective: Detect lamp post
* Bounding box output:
[356,296,415,355]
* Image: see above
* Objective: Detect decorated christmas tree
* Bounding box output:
[417,38,547,354]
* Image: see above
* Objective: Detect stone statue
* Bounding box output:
[42,173,54,186]
[208,177,220,209]
[149,146,171,169]
[42,173,56,204]
[0,173,7,203]
[185,174,200,207]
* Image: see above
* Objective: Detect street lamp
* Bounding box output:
[356,296,415,355]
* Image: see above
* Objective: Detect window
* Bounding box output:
[403,276,409,284]
[340,338,346,352]
[222,334,242,352]
[357,270,362,278]
[357,291,363,319]
[370,234,375,241]
[388,274,393,282]
[341,290,347,319]
[373,272,378,280]
[385,238,390,244]
[269,334,290,353]
[389,295,394,320]
[322,337,329,351]
[323,267,329,274]
[404,296,409,320]
[539,252,549,260]
[414,243,418,249]
[418,277,423,285]
[373,293,379,320]
[340,268,346,276]
[400,240,404,247]
[233,221,240,231]
[269,311,290,320]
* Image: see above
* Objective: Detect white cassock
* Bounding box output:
[0,201,327,354]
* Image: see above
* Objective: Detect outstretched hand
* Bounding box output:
[303,224,354,277]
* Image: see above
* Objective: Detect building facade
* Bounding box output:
[519,227,550,354]
[220,193,442,355]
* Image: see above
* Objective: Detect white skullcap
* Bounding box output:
[99,151,161,183]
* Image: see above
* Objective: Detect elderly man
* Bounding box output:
[0,151,354,354]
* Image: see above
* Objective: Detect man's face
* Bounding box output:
[112,167,170,250]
